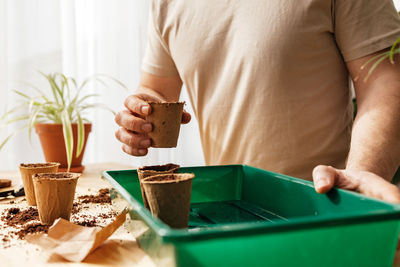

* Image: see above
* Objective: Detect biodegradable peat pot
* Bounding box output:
[19,162,60,206]
[137,163,180,209]
[35,123,92,173]
[32,172,80,225]
[142,173,194,229]
[146,102,184,148]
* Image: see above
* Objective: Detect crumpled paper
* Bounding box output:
[26,210,127,262]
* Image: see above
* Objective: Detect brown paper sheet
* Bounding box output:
[26,210,127,262]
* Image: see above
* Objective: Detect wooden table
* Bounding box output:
[1,163,399,266]
[0,163,156,267]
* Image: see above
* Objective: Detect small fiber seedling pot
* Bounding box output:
[146,102,184,148]
[32,172,80,225]
[137,163,180,209]
[19,162,60,206]
[142,173,194,229]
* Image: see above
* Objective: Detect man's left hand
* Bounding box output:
[312,165,400,204]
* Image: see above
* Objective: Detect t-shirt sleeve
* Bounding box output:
[141,5,179,76]
[334,0,400,62]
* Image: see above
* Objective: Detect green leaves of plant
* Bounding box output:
[0,72,128,171]
[362,37,400,81]
[76,113,85,158]
[61,109,73,172]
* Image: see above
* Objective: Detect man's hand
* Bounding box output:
[313,165,400,204]
[115,72,190,157]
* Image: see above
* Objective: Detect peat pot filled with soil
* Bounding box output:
[19,162,60,206]
[142,173,194,229]
[137,163,180,209]
[32,172,80,225]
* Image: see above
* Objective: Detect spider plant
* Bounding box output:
[361,11,400,78]
[0,72,127,171]
[361,37,400,79]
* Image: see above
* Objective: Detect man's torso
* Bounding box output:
[152,0,353,179]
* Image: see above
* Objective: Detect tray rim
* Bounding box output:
[102,164,400,243]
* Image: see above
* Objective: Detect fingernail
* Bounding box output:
[138,149,147,155]
[141,123,152,133]
[141,105,150,115]
[316,179,329,188]
[140,139,151,147]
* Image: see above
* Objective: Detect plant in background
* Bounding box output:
[361,11,400,78]
[361,37,400,79]
[0,72,127,171]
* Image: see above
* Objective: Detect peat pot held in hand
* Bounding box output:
[145,102,184,148]
[35,123,92,173]
[19,162,60,206]
[137,163,180,209]
[32,172,80,225]
[142,173,194,229]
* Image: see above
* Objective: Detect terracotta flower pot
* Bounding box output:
[142,173,194,229]
[137,164,180,209]
[146,102,184,148]
[35,123,92,173]
[19,162,60,206]
[32,172,80,225]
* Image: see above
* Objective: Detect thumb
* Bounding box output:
[312,165,337,194]
[181,109,191,124]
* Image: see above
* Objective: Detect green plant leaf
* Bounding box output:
[0,125,28,150]
[389,37,400,64]
[0,104,25,122]
[4,115,30,125]
[365,53,391,81]
[76,113,85,158]
[75,93,100,105]
[28,106,43,143]
[39,72,63,106]
[0,133,14,150]
[10,80,49,101]
[61,109,73,172]
[57,72,72,102]
[13,90,31,100]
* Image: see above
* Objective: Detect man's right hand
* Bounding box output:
[115,72,188,156]
[115,92,191,156]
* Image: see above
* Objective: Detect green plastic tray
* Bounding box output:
[102,165,400,267]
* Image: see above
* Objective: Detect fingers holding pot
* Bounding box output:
[115,110,152,133]
[115,128,151,155]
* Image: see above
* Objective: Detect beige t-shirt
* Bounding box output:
[142,0,400,180]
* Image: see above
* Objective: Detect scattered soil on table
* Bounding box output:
[0,207,47,241]
[75,217,97,227]
[98,212,115,219]
[78,188,111,204]
[72,211,117,228]
[2,207,39,227]
[12,223,50,239]
[72,202,81,214]
[1,188,116,245]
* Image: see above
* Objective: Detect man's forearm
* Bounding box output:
[347,82,400,181]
